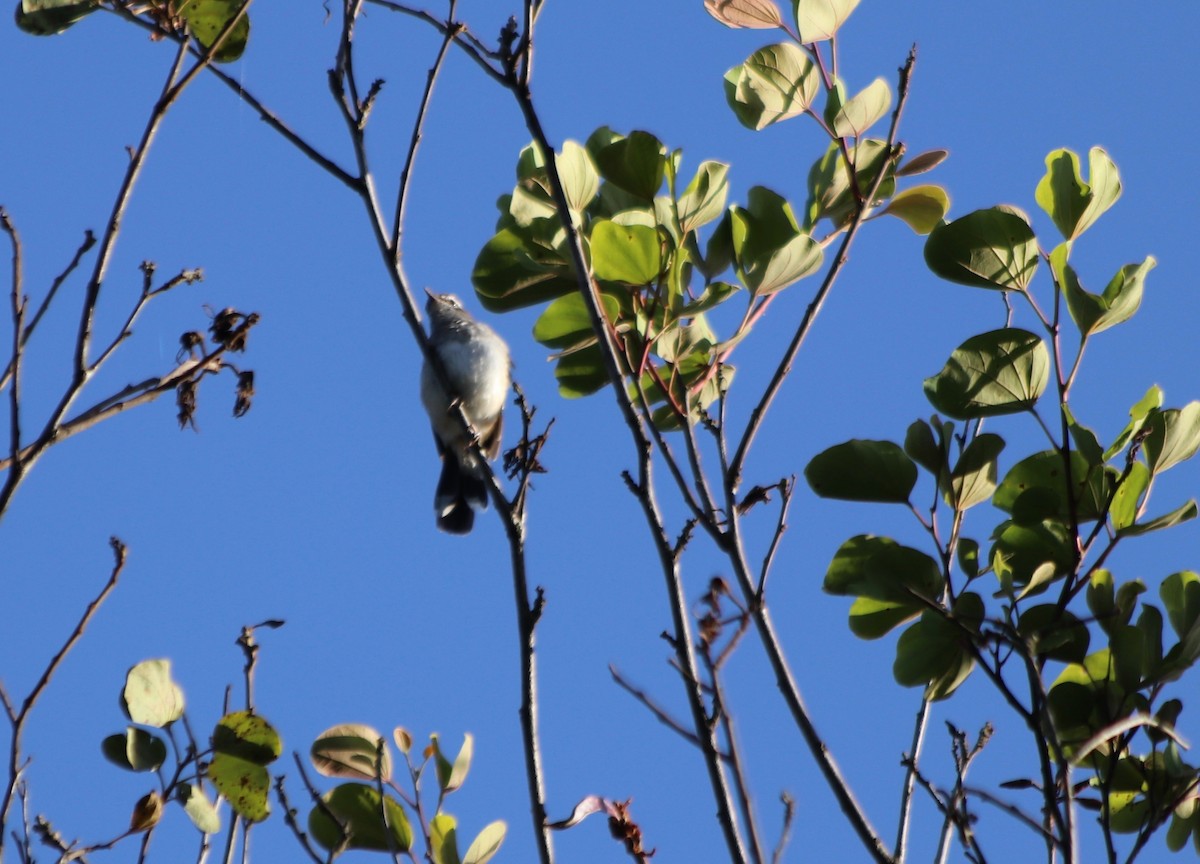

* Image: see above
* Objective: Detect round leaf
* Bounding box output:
[431,813,460,864]
[805,439,917,503]
[102,726,167,772]
[180,0,250,63]
[881,185,950,235]
[212,710,282,765]
[924,206,1039,291]
[723,42,819,131]
[177,784,221,835]
[828,77,892,139]
[823,534,944,627]
[591,130,665,201]
[590,220,661,285]
[743,232,823,294]
[532,291,618,350]
[923,328,1048,419]
[208,753,270,822]
[121,659,185,728]
[311,724,392,782]
[308,783,413,853]
[794,0,860,42]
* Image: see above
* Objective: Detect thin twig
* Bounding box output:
[894,699,929,863]
[391,2,458,263]
[0,538,126,848]
[610,665,726,757]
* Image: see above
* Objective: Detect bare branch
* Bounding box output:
[1,538,126,847]
[391,3,459,263]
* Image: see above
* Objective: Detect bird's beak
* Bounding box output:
[423,287,438,302]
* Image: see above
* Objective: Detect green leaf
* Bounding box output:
[208,712,282,820]
[742,232,823,294]
[1063,404,1104,466]
[463,820,507,864]
[705,0,785,29]
[991,520,1073,593]
[590,220,661,285]
[828,77,892,139]
[892,593,982,700]
[212,711,281,765]
[1087,570,1116,632]
[1015,561,1059,601]
[903,418,945,477]
[881,185,950,235]
[177,784,221,835]
[1018,605,1090,663]
[923,328,1049,419]
[1161,572,1200,642]
[1035,147,1121,241]
[308,783,413,852]
[209,753,270,823]
[1109,461,1149,532]
[472,227,576,312]
[1145,403,1200,474]
[101,727,167,772]
[1117,500,1198,538]
[993,450,1113,523]
[1052,244,1154,336]
[824,535,943,633]
[957,538,979,580]
[924,206,1039,291]
[532,291,618,350]
[847,596,921,640]
[677,161,730,233]
[121,659,185,728]
[556,140,599,215]
[180,0,251,63]
[15,0,96,34]
[591,130,666,201]
[723,42,819,131]
[433,733,473,794]
[805,138,895,228]
[431,813,461,864]
[1104,385,1163,461]
[736,186,802,262]
[948,433,1005,511]
[554,343,608,398]
[804,439,917,503]
[680,281,739,316]
[311,724,391,782]
[793,0,860,42]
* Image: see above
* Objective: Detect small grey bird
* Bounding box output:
[419,289,511,534]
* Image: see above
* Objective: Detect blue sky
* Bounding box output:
[3,2,1200,862]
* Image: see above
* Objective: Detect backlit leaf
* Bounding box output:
[881,184,950,235]
[925,206,1039,291]
[923,328,1048,419]
[704,0,783,29]
[1035,147,1121,241]
[793,0,861,42]
[723,42,819,131]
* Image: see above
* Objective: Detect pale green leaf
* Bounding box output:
[881,185,950,234]
[723,42,819,130]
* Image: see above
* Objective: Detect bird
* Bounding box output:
[419,289,511,534]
